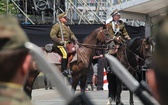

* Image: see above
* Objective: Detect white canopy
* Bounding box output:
[107,0,168,21]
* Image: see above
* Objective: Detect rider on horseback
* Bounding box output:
[107,9,131,55]
[50,12,78,77]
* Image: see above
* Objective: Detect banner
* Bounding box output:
[21,24,144,47]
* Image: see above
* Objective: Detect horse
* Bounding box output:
[24,60,40,98]
[23,27,110,97]
[59,27,110,93]
[106,37,153,105]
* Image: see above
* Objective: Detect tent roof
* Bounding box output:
[109,0,168,21]
[123,0,168,14]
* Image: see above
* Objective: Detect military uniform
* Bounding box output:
[50,22,77,47]
[107,20,129,40]
[0,83,32,105]
[107,9,130,54]
[50,12,78,76]
[0,15,32,105]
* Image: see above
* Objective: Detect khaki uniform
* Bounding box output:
[50,12,78,75]
[50,23,77,47]
[0,83,32,105]
[0,15,31,104]
[107,20,129,40]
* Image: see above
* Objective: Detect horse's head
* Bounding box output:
[96,28,111,44]
[126,37,154,67]
[138,37,154,68]
[141,36,154,58]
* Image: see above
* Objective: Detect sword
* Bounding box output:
[57,13,64,42]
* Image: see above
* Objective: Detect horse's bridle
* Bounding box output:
[119,38,151,73]
[76,29,110,50]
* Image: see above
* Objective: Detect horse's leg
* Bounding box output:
[71,75,80,92]
[129,90,134,105]
[129,72,137,105]
[116,77,124,105]
[107,73,113,105]
[79,75,87,94]
[24,80,32,98]
[44,74,48,89]
[24,70,40,98]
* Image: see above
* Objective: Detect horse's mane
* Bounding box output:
[127,37,143,51]
[82,27,103,44]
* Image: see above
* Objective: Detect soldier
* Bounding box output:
[50,12,78,76]
[146,15,168,105]
[0,15,32,105]
[107,9,131,54]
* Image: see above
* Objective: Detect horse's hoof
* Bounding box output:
[107,97,112,105]
[106,102,112,105]
[116,101,124,105]
[130,102,134,105]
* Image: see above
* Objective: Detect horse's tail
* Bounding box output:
[107,73,117,101]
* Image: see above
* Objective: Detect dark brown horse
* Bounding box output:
[24,27,110,97]
[106,37,153,105]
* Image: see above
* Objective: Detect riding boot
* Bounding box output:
[61,58,72,77]
[61,58,68,76]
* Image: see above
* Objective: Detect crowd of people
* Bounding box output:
[1,8,168,105]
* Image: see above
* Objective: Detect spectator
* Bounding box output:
[146,15,168,105]
[44,74,52,90]
[0,15,32,105]
[92,48,104,91]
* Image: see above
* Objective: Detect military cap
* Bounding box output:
[154,15,168,73]
[57,12,67,19]
[111,9,120,16]
[0,15,29,51]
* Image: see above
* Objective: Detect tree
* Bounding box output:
[0,0,17,15]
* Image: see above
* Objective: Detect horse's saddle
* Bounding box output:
[43,43,77,64]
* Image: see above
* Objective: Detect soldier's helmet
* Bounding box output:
[0,15,29,51]
[154,14,168,73]
[111,9,121,17]
[57,12,67,19]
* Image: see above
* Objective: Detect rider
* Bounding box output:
[107,9,131,54]
[50,12,78,77]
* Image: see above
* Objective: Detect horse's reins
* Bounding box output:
[77,42,108,50]
[118,40,147,73]
[126,48,145,61]
[76,31,113,50]
[77,38,115,50]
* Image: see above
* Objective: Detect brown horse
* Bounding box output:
[24,27,110,97]
[62,27,109,93]
[106,37,153,105]
[24,60,40,98]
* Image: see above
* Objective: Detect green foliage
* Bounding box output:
[0,0,17,15]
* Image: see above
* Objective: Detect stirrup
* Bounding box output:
[62,69,72,77]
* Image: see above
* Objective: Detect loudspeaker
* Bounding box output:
[33,0,51,11]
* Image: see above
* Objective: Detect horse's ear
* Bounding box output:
[146,36,153,44]
[103,24,107,29]
[97,30,106,43]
